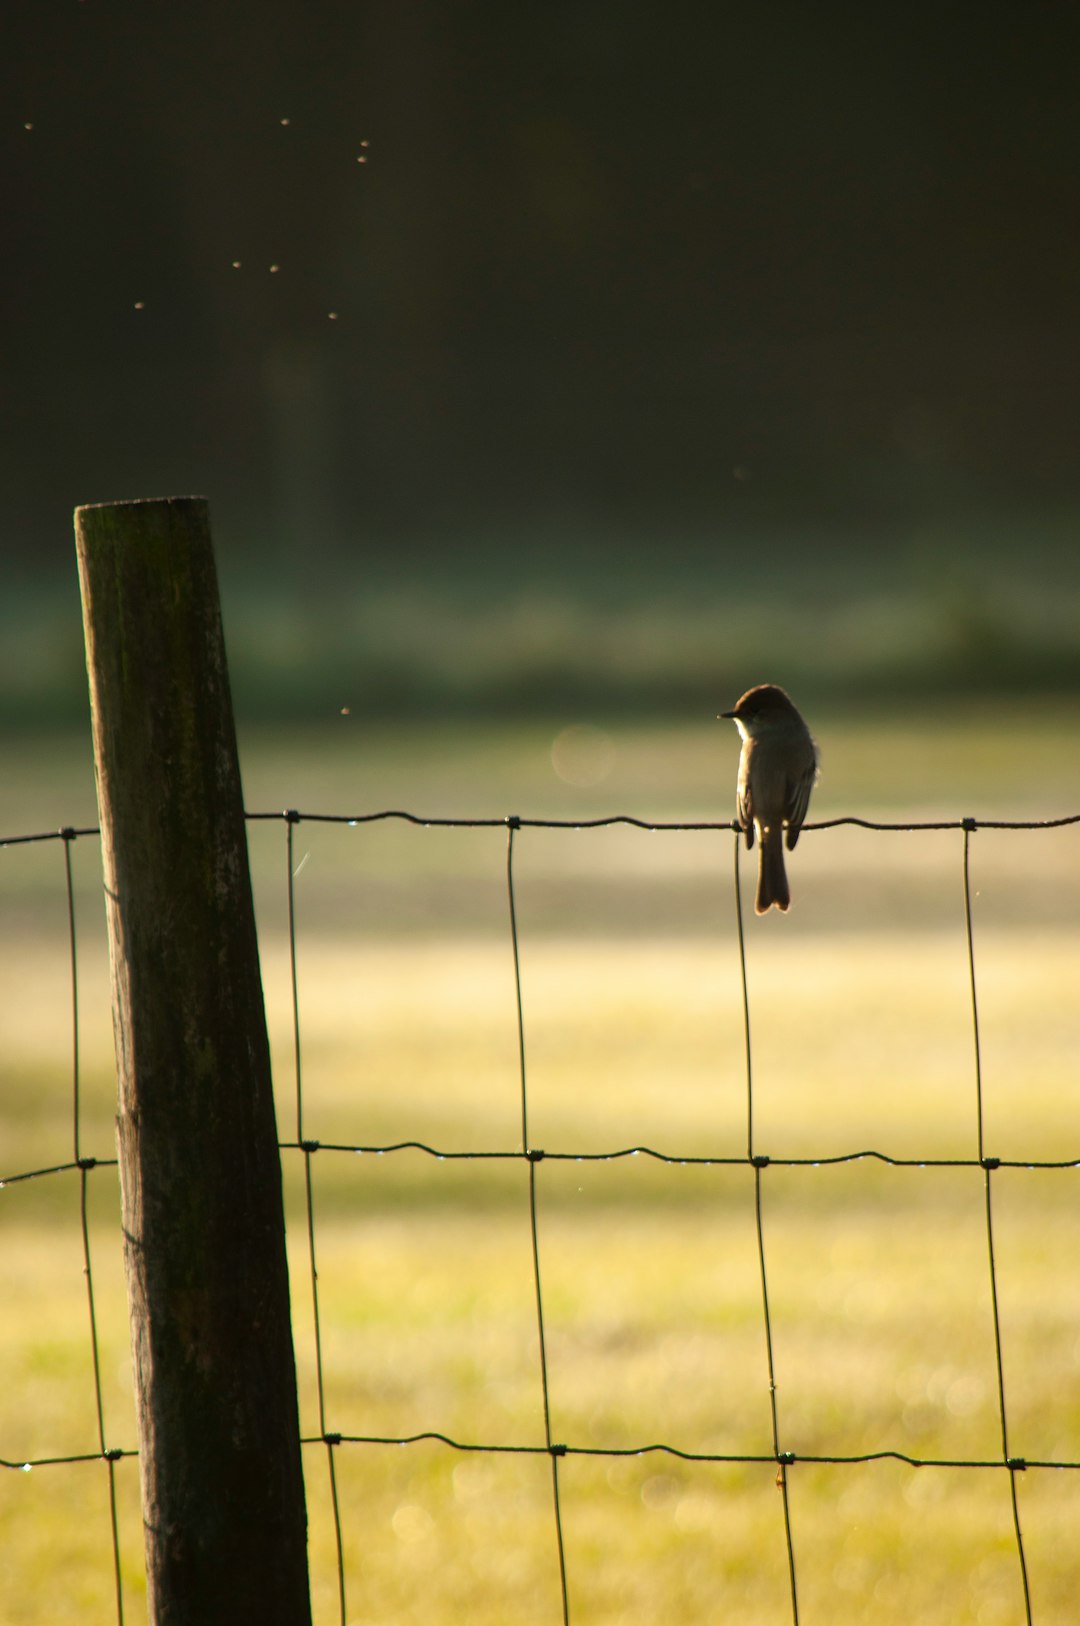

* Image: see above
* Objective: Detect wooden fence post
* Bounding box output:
[74,497,312,1626]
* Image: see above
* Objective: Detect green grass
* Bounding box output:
[2,715,1080,1621]
[11,527,1080,730]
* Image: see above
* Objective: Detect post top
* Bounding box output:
[75,495,209,516]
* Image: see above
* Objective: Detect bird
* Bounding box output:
[720,684,818,915]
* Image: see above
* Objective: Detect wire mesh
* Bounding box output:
[0,826,127,1625]
[3,807,1079,1623]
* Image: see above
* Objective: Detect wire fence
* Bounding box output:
[3,807,1080,1622]
[0,825,127,1622]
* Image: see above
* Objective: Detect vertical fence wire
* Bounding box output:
[507,818,531,1153]
[286,811,347,1626]
[753,1164,799,1625]
[962,820,1033,1623]
[507,816,572,1625]
[64,831,82,1170]
[735,828,800,1624]
[63,828,126,1626]
[962,821,987,1165]
[732,827,755,1163]
[286,812,305,1146]
[984,1167,1034,1623]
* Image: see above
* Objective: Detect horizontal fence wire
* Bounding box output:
[3,807,1079,1625]
[248,810,1080,832]
[279,1142,1080,1171]
[9,810,1080,847]
[293,1431,1080,1472]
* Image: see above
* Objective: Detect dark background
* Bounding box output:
[4,2,1080,719]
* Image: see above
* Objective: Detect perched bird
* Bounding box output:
[720,684,818,915]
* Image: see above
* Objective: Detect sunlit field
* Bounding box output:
[2,709,1080,1623]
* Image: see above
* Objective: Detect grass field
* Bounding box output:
[2,709,1080,1623]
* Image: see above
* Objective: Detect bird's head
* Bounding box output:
[719,684,802,741]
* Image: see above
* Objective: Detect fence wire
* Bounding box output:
[3,807,1080,1624]
[268,805,1077,1626]
[0,827,126,1626]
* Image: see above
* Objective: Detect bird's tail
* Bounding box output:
[755,824,790,914]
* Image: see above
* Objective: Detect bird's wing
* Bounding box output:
[784,761,816,850]
[737,763,755,849]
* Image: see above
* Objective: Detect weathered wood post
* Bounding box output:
[75,497,311,1626]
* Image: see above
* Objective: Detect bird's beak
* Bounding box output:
[719,709,737,720]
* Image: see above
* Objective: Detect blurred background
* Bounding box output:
[5,9,1080,1624]
[4,1,1080,734]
